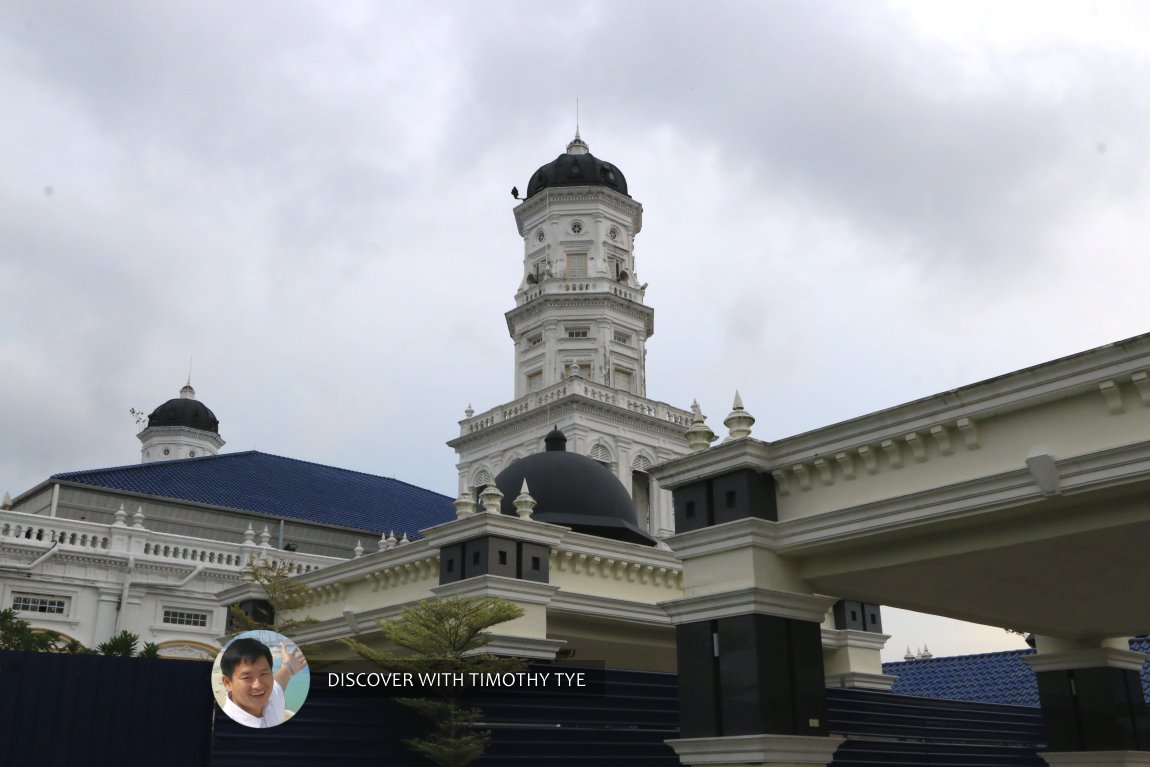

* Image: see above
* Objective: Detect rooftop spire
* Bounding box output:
[567,100,590,155]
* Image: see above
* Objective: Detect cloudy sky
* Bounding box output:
[2,1,1147,660]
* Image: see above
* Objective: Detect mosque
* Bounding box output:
[3,131,1149,766]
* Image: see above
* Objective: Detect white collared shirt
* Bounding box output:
[222,680,286,728]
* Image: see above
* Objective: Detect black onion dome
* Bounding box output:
[525,151,629,199]
[494,428,655,546]
[147,388,219,433]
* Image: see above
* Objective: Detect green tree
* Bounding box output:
[96,629,140,656]
[344,596,526,767]
[1,610,162,657]
[0,608,60,651]
[227,556,319,638]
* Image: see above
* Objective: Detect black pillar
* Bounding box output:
[672,469,828,740]
[1035,666,1150,752]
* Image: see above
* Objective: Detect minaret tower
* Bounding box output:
[508,130,651,398]
[449,132,693,538]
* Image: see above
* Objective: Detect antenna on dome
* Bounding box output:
[576,97,580,140]
[187,356,193,386]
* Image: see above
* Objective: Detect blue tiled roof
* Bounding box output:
[883,638,1150,707]
[51,451,455,538]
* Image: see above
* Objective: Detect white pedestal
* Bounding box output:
[666,733,846,766]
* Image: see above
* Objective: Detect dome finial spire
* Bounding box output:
[181,357,196,399]
[567,100,590,155]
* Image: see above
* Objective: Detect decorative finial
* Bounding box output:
[723,390,755,440]
[243,523,255,545]
[479,483,504,514]
[569,361,582,378]
[131,506,146,529]
[684,399,717,452]
[187,356,193,387]
[567,102,590,156]
[386,530,398,549]
[353,540,364,559]
[259,525,271,548]
[398,532,410,545]
[465,403,474,418]
[904,646,915,661]
[113,503,127,527]
[513,480,537,519]
[378,531,389,552]
[920,644,932,659]
[453,489,477,520]
[2,491,11,510]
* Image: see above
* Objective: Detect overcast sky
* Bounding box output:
[2,1,1147,660]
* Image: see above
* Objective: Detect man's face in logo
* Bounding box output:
[223,656,273,717]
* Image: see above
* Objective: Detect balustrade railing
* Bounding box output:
[0,508,342,574]
[463,378,691,435]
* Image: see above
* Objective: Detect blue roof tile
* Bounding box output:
[51,451,455,539]
[883,639,1150,707]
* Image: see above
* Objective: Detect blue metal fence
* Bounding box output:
[0,650,213,767]
[0,652,1048,767]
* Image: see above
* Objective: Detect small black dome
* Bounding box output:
[525,148,628,199]
[494,429,655,546]
[147,385,219,432]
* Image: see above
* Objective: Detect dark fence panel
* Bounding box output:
[0,652,1050,767]
[209,668,1048,766]
[210,693,425,767]
[827,688,1047,767]
[0,650,214,767]
[474,668,681,766]
[210,667,681,767]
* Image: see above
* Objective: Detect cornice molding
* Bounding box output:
[777,438,1150,552]
[290,540,435,588]
[1023,647,1148,673]
[449,392,692,450]
[432,574,560,605]
[656,337,1150,492]
[659,587,837,624]
[664,517,785,559]
[514,187,643,234]
[549,591,673,625]
[420,513,569,549]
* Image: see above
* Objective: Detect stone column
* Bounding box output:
[659,465,844,767]
[1024,637,1150,767]
[822,601,895,690]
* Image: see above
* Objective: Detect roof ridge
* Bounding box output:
[52,449,248,479]
[883,647,1035,666]
[51,450,451,499]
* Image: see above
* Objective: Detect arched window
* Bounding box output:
[589,443,612,468]
[631,454,655,531]
[472,468,493,490]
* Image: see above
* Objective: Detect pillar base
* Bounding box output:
[824,671,897,691]
[666,734,846,766]
[471,633,566,660]
[1040,752,1150,767]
